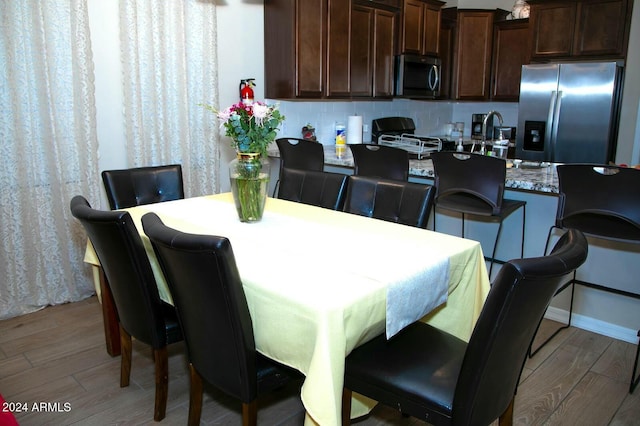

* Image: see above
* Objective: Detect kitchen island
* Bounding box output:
[267,144,640,346]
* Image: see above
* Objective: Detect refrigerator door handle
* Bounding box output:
[546,90,558,159]
[550,91,563,159]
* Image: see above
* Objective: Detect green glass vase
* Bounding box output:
[229,152,270,222]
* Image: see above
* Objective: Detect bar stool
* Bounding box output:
[274,138,324,196]
[430,152,526,277]
[349,144,409,181]
[534,164,640,393]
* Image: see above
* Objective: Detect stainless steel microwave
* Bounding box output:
[394,54,441,99]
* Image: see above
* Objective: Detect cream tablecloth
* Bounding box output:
[84,193,490,426]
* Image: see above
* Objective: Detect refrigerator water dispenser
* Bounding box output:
[523,121,546,152]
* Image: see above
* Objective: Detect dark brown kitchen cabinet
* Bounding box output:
[452,10,496,100]
[351,5,397,98]
[528,0,632,61]
[491,19,529,101]
[326,1,352,97]
[400,0,445,56]
[437,8,456,99]
[264,0,326,98]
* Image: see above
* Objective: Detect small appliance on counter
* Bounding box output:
[471,113,493,140]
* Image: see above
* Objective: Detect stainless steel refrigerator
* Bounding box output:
[515,62,624,163]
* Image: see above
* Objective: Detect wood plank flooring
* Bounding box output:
[1,296,639,425]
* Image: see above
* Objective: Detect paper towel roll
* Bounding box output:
[347,115,363,144]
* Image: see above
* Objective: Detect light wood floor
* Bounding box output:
[1,296,639,425]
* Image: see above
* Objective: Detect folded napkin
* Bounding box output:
[386,257,450,338]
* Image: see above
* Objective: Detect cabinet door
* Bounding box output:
[326,1,351,97]
[437,9,456,99]
[454,11,494,100]
[574,0,628,57]
[350,6,374,97]
[422,2,441,56]
[401,0,425,54]
[529,2,577,59]
[491,19,529,101]
[297,0,327,97]
[373,9,396,97]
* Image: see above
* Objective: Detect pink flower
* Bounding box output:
[251,103,270,125]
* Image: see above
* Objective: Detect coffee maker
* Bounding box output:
[471,113,493,140]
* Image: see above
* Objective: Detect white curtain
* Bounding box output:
[0,1,99,319]
[120,0,220,197]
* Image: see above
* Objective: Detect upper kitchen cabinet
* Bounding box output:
[264,0,327,98]
[491,19,529,101]
[400,0,445,56]
[451,9,509,100]
[528,0,633,61]
[265,0,397,99]
[351,3,397,98]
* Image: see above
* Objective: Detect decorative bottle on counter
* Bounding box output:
[335,123,346,158]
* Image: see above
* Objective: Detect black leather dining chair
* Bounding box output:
[141,213,297,426]
[430,152,526,276]
[101,164,184,209]
[277,168,349,210]
[534,164,640,392]
[341,228,588,426]
[70,196,182,421]
[343,175,435,228]
[274,138,325,196]
[349,144,409,181]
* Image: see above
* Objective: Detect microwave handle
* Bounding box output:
[428,64,439,91]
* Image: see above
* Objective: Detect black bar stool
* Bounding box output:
[534,164,640,394]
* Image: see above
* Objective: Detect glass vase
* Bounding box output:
[229,152,270,222]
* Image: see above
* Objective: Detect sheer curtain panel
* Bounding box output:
[120,0,220,197]
[0,1,99,319]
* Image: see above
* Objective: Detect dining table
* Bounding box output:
[84,192,490,426]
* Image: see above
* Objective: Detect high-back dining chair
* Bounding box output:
[349,144,409,181]
[343,175,435,228]
[141,213,297,426]
[534,164,640,392]
[69,196,183,421]
[101,164,184,210]
[342,228,588,426]
[274,138,325,196]
[277,168,348,210]
[430,152,526,276]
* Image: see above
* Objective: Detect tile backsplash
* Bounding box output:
[269,99,519,145]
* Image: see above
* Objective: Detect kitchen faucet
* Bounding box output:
[482,110,503,143]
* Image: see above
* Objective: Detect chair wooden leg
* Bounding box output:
[188,364,204,426]
[498,396,514,426]
[242,400,258,426]
[342,388,353,426]
[119,325,132,387]
[153,347,168,421]
[98,267,121,356]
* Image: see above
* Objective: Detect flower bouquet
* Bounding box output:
[203,101,285,222]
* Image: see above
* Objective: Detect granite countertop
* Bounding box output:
[268,144,559,194]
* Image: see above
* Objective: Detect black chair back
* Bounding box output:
[454,228,588,424]
[141,212,261,402]
[343,176,434,228]
[101,164,184,210]
[278,168,348,210]
[349,144,409,181]
[69,196,178,348]
[276,138,324,172]
[430,152,507,215]
[556,164,640,242]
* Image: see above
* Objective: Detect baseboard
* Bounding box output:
[544,307,639,344]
